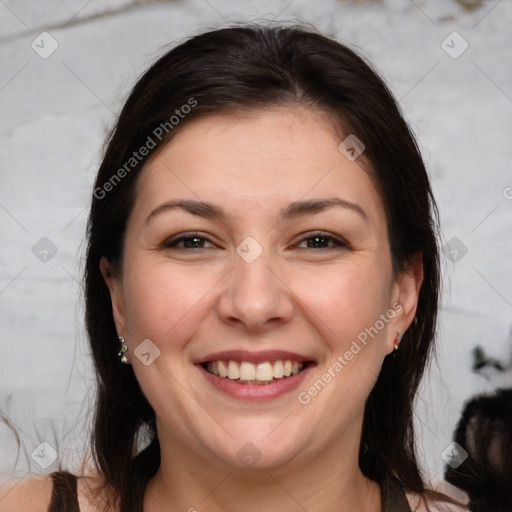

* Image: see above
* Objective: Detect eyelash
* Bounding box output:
[162,231,349,251]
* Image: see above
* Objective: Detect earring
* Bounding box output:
[118,336,129,364]
[394,331,402,351]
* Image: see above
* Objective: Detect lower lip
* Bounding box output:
[198,364,313,401]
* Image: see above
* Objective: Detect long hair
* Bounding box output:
[84,23,442,510]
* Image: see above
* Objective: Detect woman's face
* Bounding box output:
[103,106,421,471]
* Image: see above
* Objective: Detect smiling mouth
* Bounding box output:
[201,359,313,385]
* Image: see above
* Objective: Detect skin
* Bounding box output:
[101,106,422,512]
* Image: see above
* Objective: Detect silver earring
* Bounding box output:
[394,330,402,351]
[118,336,129,364]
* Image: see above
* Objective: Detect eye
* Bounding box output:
[295,232,349,250]
[161,231,349,251]
[162,232,216,249]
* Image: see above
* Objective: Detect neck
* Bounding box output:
[144,432,381,512]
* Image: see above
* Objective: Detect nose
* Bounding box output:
[216,246,295,332]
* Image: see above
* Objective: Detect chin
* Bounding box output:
[205,425,310,471]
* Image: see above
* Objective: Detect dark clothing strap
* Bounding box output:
[381,473,414,511]
[47,470,412,512]
[48,471,80,512]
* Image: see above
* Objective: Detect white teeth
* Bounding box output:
[205,359,305,382]
[228,360,240,379]
[256,362,274,381]
[273,360,284,378]
[283,360,293,377]
[218,360,228,378]
[240,361,256,381]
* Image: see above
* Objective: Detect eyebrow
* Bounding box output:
[145,197,368,224]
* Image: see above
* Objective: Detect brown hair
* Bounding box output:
[84,23,444,511]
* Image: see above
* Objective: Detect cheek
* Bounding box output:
[292,261,392,344]
[121,260,209,346]
[293,265,393,416]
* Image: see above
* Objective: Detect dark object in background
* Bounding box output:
[445,388,512,512]
[472,346,505,372]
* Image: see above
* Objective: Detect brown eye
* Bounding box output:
[296,232,348,250]
[163,232,215,249]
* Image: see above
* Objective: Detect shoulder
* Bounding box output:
[77,472,114,512]
[0,471,110,512]
[0,474,54,512]
[406,479,470,512]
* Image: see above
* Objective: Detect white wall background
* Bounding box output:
[1,0,511,489]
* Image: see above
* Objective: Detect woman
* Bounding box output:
[1,24,469,511]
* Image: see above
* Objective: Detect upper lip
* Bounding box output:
[195,349,315,365]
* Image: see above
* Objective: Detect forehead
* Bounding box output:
[133,107,385,225]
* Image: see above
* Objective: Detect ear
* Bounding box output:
[386,252,424,354]
[100,257,127,335]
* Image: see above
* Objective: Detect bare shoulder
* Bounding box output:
[77,472,112,512]
[0,474,54,512]
[0,471,112,512]
[406,480,470,511]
